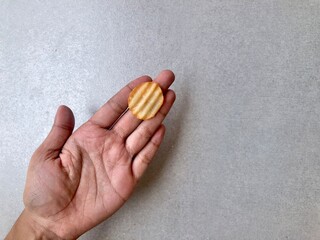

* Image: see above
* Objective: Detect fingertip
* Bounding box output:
[160,69,175,81]
[57,105,72,114]
[129,75,152,89]
[153,124,166,145]
[166,89,176,102]
[55,105,75,130]
[154,70,175,91]
[140,75,153,81]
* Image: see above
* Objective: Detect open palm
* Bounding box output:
[23,71,175,239]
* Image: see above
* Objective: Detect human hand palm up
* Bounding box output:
[23,71,175,239]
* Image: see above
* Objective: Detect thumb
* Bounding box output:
[37,105,75,159]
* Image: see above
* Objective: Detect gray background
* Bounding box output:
[1,0,320,239]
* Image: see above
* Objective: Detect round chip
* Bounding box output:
[128,82,164,120]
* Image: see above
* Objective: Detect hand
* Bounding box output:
[7,70,175,239]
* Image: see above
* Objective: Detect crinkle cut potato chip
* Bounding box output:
[128,81,164,120]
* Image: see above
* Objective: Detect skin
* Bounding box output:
[5,70,176,240]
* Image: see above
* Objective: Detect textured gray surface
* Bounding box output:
[1,0,320,239]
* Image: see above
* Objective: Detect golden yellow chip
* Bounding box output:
[128,82,164,120]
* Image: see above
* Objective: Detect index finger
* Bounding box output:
[89,75,152,128]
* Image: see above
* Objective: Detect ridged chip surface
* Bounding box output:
[128,82,164,120]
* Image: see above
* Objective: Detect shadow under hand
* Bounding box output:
[133,80,190,198]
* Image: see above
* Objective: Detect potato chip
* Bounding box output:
[128,82,164,120]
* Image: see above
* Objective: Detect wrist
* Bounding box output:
[5,209,63,240]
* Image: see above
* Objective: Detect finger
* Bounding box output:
[37,105,75,159]
[126,90,175,156]
[132,124,165,180]
[113,70,175,138]
[154,69,176,92]
[89,75,152,128]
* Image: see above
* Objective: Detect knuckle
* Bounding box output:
[113,125,127,139]
[140,154,151,166]
[53,123,72,131]
[151,138,161,148]
[127,83,135,91]
[125,142,135,157]
[108,99,124,115]
[158,109,167,118]
[139,125,154,140]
